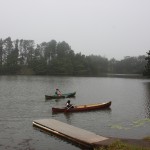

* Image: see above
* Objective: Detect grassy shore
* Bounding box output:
[143,137,150,142]
[94,139,150,150]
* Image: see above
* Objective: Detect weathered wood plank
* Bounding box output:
[33,119,108,146]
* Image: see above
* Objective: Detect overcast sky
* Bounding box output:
[0,0,150,60]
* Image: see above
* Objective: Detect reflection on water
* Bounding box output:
[60,108,112,124]
[111,118,150,130]
[0,76,150,150]
[143,82,150,118]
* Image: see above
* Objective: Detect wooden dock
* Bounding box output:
[33,119,116,149]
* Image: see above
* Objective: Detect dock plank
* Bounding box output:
[33,119,108,145]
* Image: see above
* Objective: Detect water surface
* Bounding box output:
[0,75,150,150]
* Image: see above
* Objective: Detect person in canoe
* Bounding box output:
[55,89,62,96]
[66,100,74,109]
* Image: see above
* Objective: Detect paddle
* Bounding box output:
[64,94,68,98]
[57,89,62,96]
[64,105,73,113]
[67,104,73,110]
[55,88,62,96]
[65,100,73,111]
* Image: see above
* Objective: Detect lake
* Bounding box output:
[0,75,150,150]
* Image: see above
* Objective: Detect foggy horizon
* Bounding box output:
[1,0,150,60]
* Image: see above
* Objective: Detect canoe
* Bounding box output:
[45,92,76,100]
[52,101,111,113]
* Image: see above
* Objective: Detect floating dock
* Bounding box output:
[33,119,116,149]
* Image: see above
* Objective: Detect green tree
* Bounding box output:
[85,55,108,75]
[3,37,13,65]
[56,41,71,58]
[72,53,87,75]
[109,56,146,74]
[0,39,3,67]
[44,40,57,65]
[19,40,34,66]
[144,50,150,76]
[12,39,19,66]
[135,55,146,73]
[0,36,147,75]
[108,58,117,73]
[29,43,47,75]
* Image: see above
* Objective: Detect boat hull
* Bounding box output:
[45,92,76,100]
[52,101,111,113]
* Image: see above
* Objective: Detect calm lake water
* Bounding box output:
[0,75,150,150]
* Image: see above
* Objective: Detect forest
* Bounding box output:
[0,37,147,76]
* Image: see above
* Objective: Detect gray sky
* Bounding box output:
[0,0,150,60]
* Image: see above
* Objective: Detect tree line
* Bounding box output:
[143,50,150,76]
[0,37,147,76]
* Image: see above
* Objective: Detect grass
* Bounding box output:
[94,140,150,150]
[143,137,150,142]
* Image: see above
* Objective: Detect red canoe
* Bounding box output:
[52,101,111,113]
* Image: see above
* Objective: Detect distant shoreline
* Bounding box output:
[0,73,146,78]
